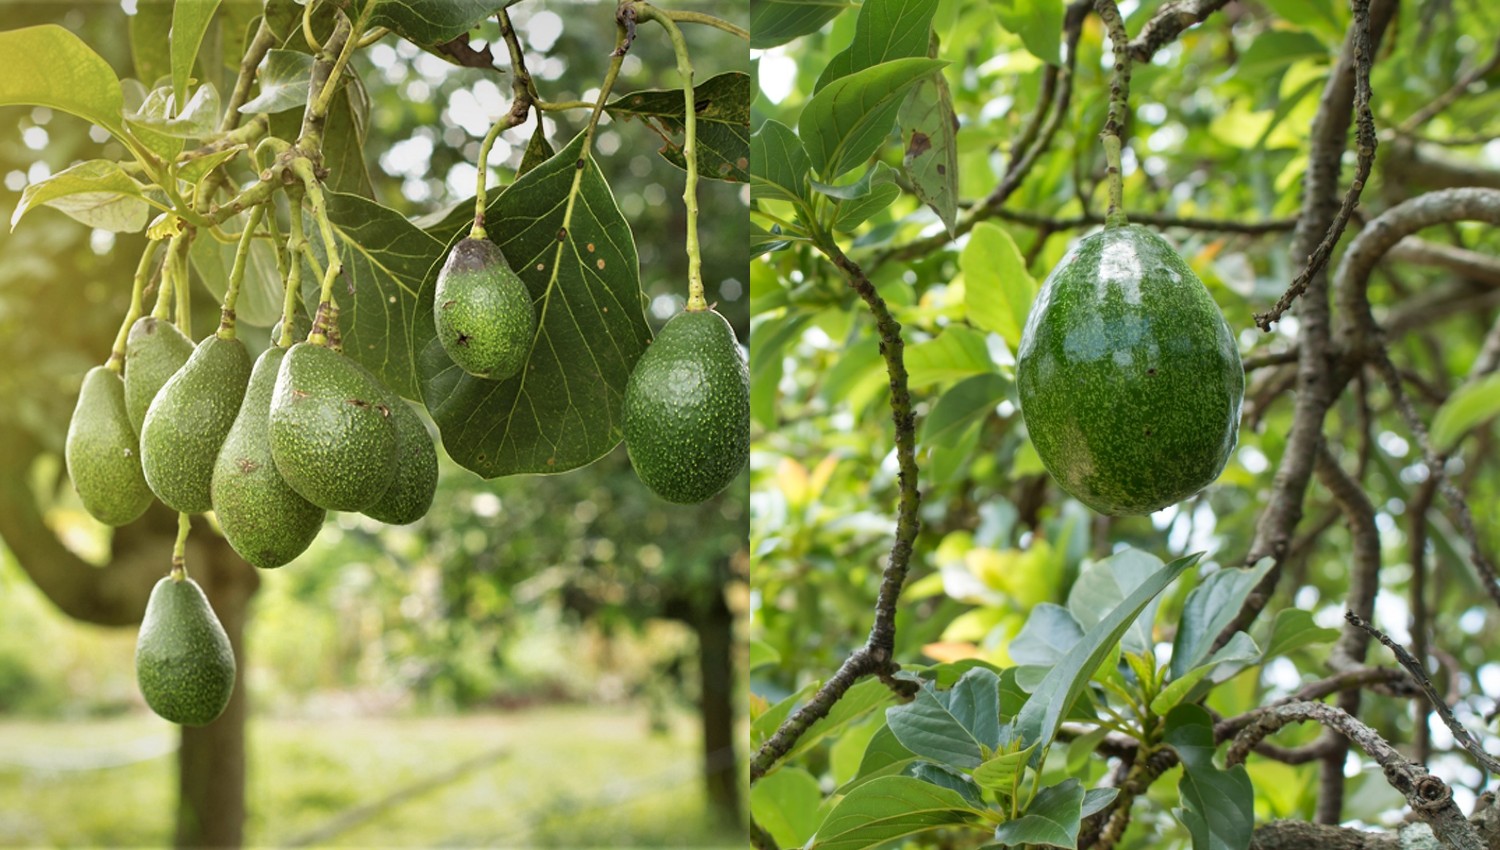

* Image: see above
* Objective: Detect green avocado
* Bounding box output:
[362,397,438,525]
[65,366,154,526]
[135,575,236,726]
[623,308,749,504]
[124,317,195,436]
[140,335,253,514]
[268,342,398,512]
[1016,224,1244,516]
[211,348,326,568]
[433,237,536,380]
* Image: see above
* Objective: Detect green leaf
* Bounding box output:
[190,223,285,327]
[1236,31,1328,76]
[751,224,799,258]
[177,146,246,187]
[813,0,939,91]
[991,778,1085,848]
[906,762,985,809]
[1431,372,1500,451]
[238,49,316,114]
[971,740,1037,792]
[1166,705,1253,850]
[898,44,959,236]
[993,0,1065,66]
[130,0,174,85]
[753,682,817,747]
[751,119,812,205]
[750,0,848,49]
[419,131,652,477]
[1264,608,1340,659]
[810,776,980,850]
[750,639,782,671]
[172,0,224,106]
[1081,787,1119,818]
[127,83,221,141]
[921,373,1010,448]
[0,25,125,135]
[750,312,812,429]
[886,668,1002,770]
[1067,548,1167,656]
[606,72,750,183]
[1170,558,1274,679]
[752,766,825,850]
[785,679,899,765]
[11,160,148,233]
[1008,603,1083,666]
[799,57,947,180]
[1015,553,1199,755]
[517,121,554,177]
[360,0,511,49]
[1148,663,1215,717]
[847,723,918,789]
[962,222,1036,350]
[905,325,993,387]
[830,163,902,232]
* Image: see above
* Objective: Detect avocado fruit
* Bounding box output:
[623,308,749,504]
[268,342,398,512]
[362,397,438,525]
[124,317,194,435]
[433,237,536,381]
[135,575,236,726]
[1016,224,1244,516]
[65,366,155,526]
[211,347,326,568]
[140,335,253,514]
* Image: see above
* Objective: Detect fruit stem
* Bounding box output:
[1095,0,1133,228]
[470,10,539,241]
[292,158,345,337]
[172,233,193,340]
[657,8,747,40]
[107,241,162,373]
[150,232,182,321]
[284,188,309,348]
[218,205,264,340]
[170,512,190,581]
[638,3,706,311]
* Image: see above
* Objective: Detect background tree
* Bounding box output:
[749,1,1500,848]
[0,0,747,845]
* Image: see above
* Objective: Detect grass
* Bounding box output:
[0,707,743,848]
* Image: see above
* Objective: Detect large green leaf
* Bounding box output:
[991,778,1085,848]
[130,0,174,85]
[750,0,847,49]
[798,57,946,181]
[172,0,225,106]
[1431,372,1500,451]
[752,766,826,849]
[810,776,981,850]
[359,0,511,49]
[419,131,652,477]
[886,667,1002,770]
[962,222,1036,350]
[1170,558,1274,679]
[750,119,812,205]
[1067,548,1168,656]
[190,224,285,328]
[11,160,149,233]
[1015,552,1199,755]
[898,43,959,236]
[905,325,993,387]
[993,0,1065,66]
[0,25,125,135]
[237,49,315,114]
[606,72,750,183]
[813,0,938,91]
[779,679,898,766]
[1166,705,1253,850]
[920,373,1010,449]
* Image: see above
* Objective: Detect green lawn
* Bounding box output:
[0,707,743,848]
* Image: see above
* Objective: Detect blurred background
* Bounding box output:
[0,1,747,846]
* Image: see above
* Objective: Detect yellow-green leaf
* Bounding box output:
[963,222,1036,348]
[0,25,124,135]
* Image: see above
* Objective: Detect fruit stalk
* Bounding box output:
[469,11,537,240]
[281,188,308,348]
[171,511,190,580]
[1095,0,1133,228]
[641,5,706,310]
[151,232,184,321]
[292,158,345,326]
[219,206,264,340]
[107,241,161,373]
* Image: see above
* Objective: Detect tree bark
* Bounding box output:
[696,590,741,830]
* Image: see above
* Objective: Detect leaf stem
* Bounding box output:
[638,5,705,310]
[107,241,162,373]
[218,205,264,339]
[658,7,747,40]
[170,512,190,580]
[1094,0,1133,228]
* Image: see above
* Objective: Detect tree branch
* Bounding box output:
[1126,0,1233,62]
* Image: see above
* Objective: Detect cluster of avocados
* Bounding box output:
[64,311,438,725]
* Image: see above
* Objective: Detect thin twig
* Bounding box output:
[1398,35,1500,134]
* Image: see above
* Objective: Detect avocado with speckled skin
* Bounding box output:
[623,308,748,504]
[124,317,194,436]
[362,397,438,525]
[434,237,535,381]
[211,347,326,568]
[268,342,397,511]
[135,575,236,726]
[140,335,253,514]
[65,366,154,526]
[1016,224,1244,516]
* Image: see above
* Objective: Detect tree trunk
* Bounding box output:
[696,592,741,830]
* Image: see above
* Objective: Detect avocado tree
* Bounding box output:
[0,0,748,845]
[750,1,1500,849]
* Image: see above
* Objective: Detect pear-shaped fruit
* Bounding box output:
[65,366,154,526]
[140,335,253,513]
[434,237,536,380]
[1016,224,1244,516]
[623,308,749,504]
[211,348,327,568]
[135,575,236,726]
[269,342,398,511]
[124,317,194,435]
[362,397,438,525]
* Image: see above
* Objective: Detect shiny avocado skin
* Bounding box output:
[1016,224,1244,516]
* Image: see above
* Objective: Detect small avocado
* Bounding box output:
[433,237,536,380]
[623,308,749,504]
[268,342,397,511]
[211,348,326,568]
[135,575,236,726]
[140,335,253,513]
[65,366,154,526]
[124,317,195,436]
[1016,224,1244,515]
[362,397,438,525]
